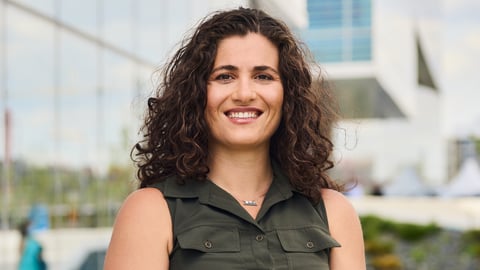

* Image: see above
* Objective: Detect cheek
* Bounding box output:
[204,101,220,130]
[278,94,284,110]
[204,90,215,120]
[204,106,214,125]
[205,88,225,119]
[270,89,284,112]
[273,91,284,123]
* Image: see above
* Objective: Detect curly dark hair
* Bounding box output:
[133,7,342,202]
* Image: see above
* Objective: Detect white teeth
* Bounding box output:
[228,111,258,119]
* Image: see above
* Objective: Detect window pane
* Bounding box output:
[60,0,97,37]
[353,0,372,27]
[7,8,55,165]
[60,31,97,169]
[308,0,343,28]
[303,29,344,63]
[352,33,372,61]
[137,0,165,61]
[103,51,136,167]
[14,0,55,17]
[104,0,133,54]
[305,0,372,63]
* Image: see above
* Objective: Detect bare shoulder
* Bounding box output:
[320,188,360,233]
[104,188,172,270]
[321,188,366,270]
[116,187,169,217]
[111,188,171,233]
[321,188,357,215]
[321,188,350,204]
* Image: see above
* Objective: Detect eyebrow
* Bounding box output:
[211,65,279,74]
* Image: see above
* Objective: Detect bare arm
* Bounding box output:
[104,188,173,270]
[321,189,366,270]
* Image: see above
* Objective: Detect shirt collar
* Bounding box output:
[159,160,295,200]
[157,161,296,226]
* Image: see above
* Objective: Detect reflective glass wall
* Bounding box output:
[0,0,244,229]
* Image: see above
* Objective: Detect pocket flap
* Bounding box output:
[277,227,341,252]
[177,226,240,253]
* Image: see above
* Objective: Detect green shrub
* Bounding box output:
[360,215,441,242]
[462,229,480,258]
[365,239,395,255]
[410,246,427,263]
[360,215,395,240]
[391,222,441,242]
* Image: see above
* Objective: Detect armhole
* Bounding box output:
[314,192,334,261]
[147,183,176,224]
[147,183,177,242]
[314,194,330,230]
[165,198,176,226]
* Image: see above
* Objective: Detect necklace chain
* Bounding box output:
[209,175,273,207]
[234,192,267,207]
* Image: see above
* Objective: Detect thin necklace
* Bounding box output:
[208,175,273,207]
[235,192,267,207]
[243,200,258,206]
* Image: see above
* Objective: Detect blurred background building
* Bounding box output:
[1,0,480,226]
[303,0,446,192]
[1,0,480,269]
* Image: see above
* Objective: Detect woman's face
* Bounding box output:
[205,33,284,151]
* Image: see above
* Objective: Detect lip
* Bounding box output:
[225,107,263,115]
[224,107,263,122]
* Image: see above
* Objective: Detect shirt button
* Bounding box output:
[204,240,213,249]
[306,241,315,249]
[255,234,265,241]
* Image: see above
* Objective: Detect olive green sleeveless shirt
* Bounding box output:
[150,165,340,270]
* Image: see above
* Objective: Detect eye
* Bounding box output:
[214,73,234,81]
[255,74,273,81]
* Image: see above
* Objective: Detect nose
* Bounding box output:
[232,78,256,103]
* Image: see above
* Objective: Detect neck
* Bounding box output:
[207,146,273,197]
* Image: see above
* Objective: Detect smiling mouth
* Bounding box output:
[226,111,261,119]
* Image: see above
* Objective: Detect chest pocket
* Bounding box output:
[277,226,340,269]
[171,226,244,269]
[177,225,240,252]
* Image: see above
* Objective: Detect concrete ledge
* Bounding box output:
[350,196,480,230]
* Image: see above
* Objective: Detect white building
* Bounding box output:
[294,0,447,189]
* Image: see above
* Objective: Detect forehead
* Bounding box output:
[214,33,279,67]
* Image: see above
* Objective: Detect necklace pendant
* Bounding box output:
[243,200,258,206]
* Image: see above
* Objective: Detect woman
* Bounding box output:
[104,7,365,270]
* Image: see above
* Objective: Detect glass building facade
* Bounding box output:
[303,0,372,62]
[1,0,215,172]
[0,0,249,232]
